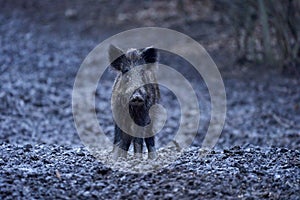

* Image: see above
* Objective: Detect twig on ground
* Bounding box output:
[271,113,297,129]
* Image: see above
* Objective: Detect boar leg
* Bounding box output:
[145,136,157,159]
[113,125,132,160]
[113,124,122,149]
[133,137,143,158]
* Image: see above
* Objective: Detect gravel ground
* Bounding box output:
[1,144,299,199]
[0,1,299,199]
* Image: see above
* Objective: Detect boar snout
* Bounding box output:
[129,93,145,106]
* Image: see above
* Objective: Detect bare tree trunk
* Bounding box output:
[258,0,272,65]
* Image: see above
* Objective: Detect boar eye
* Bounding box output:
[122,65,130,74]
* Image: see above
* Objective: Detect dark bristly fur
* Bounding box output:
[109,45,160,160]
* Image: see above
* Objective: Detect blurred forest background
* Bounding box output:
[60,0,300,74]
[2,0,299,74]
[119,0,300,72]
[219,0,300,73]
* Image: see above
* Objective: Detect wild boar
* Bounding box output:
[109,44,160,160]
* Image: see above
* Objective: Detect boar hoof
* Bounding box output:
[148,151,157,160]
[112,147,127,161]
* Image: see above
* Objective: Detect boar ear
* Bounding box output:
[141,47,158,63]
[109,44,124,71]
